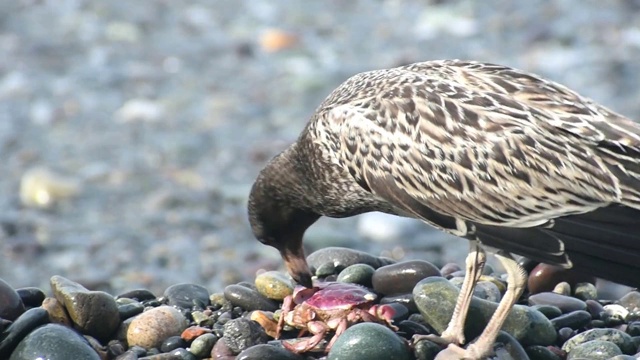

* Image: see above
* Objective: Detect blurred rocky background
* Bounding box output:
[1,0,639,295]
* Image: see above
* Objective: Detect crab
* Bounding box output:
[276,281,398,353]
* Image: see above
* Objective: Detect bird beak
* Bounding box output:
[280,244,313,288]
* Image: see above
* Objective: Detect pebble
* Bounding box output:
[618,291,640,315]
[413,277,556,346]
[561,328,635,354]
[50,275,120,341]
[337,263,376,287]
[586,299,605,319]
[254,271,294,301]
[602,304,629,326]
[327,322,413,360]
[528,292,587,313]
[210,337,235,359]
[117,289,157,302]
[380,293,417,313]
[527,264,595,295]
[127,306,189,349]
[491,331,530,360]
[163,283,210,310]
[531,305,562,320]
[160,336,186,353]
[552,282,571,296]
[566,340,622,359]
[397,320,432,337]
[573,282,598,301]
[181,326,212,342]
[41,297,72,326]
[15,287,46,308]
[440,263,461,278]
[9,324,100,360]
[524,345,563,360]
[0,278,25,321]
[550,310,591,330]
[473,280,502,303]
[307,247,391,274]
[223,318,268,354]
[223,284,278,312]
[0,307,50,358]
[236,344,306,359]
[189,333,218,358]
[372,260,441,296]
[119,301,145,320]
[413,338,440,360]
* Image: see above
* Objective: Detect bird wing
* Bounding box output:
[321,61,640,272]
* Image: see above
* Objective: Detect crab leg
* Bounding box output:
[283,320,330,353]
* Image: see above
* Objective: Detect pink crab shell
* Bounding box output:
[292,282,378,309]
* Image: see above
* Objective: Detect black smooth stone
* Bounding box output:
[372,260,441,296]
[0,279,25,321]
[531,305,562,320]
[160,336,186,353]
[119,302,144,320]
[15,287,46,308]
[223,284,278,312]
[0,307,49,357]
[585,300,604,320]
[386,303,409,323]
[164,284,210,310]
[114,350,139,360]
[550,310,591,330]
[107,340,126,358]
[117,289,156,302]
[557,327,575,344]
[9,323,100,360]
[307,247,389,273]
[525,345,563,360]
[139,348,196,359]
[223,318,268,354]
[397,320,432,337]
[380,293,417,313]
[627,321,640,337]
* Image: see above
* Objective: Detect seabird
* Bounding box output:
[248,60,640,359]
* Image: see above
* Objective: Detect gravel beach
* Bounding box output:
[1,1,640,359]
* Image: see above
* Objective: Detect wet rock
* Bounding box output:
[527,264,595,295]
[163,283,209,310]
[117,289,157,302]
[236,344,306,359]
[119,301,144,320]
[528,292,587,313]
[41,297,72,326]
[327,322,413,360]
[189,333,218,358]
[557,327,575,343]
[561,328,634,354]
[307,247,389,274]
[440,263,461,278]
[414,277,556,346]
[566,340,622,359]
[160,336,186,353]
[618,291,640,314]
[573,282,597,301]
[525,345,563,360]
[380,293,417,313]
[9,324,99,360]
[372,260,441,296]
[492,331,530,360]
[413,338,440,360]
[337,263,376,287]
[473,281,501,303]
[181,326,212,342]
[210,337,234,359]
[586,300,604,319]
[223,284,278,312]
[397,320,432,337]
[127,306,188,349]
[550,310,591,330]
[223,317,268,354]
[0,278,25,321]
[15,287,46,308]
[0,307,49,358]
[602,304,629,326]
[530,305,562,320]
[254,271,294,301]
[50,275,120,341]
[552,282,571,296]
[626,321,640,336]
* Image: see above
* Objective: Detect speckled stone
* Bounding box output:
[50,275,120,342]
[127,306,188,349]
[372,260,441,296]
[254,271,294,301]
[414,277,556,346]
[337,263,376,287]
[327,323,413,360]
[561,328,634,354]
[573,282,597,301]
[619,291,640,315]
[223,318,268,354]
[566,340,622,360]
[0,278,25,321]
[9,324,100,360]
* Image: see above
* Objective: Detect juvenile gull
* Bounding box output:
[248,60,640,359]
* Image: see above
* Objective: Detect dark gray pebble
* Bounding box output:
[557,327,575,343]
[315,262,340,277]
[223,284,278,312]
[550,310,591,330]
[473,280,501,303]
[0,278,25,321]
[115,349,139,360]
[163,283,210,310]
[160,336,186,353]
[307,247,389,274]
[528,292,587,313]
[525,345,563,360]
[337,263,375,286]
[189,333,218,358]
[626,321,640,336]
[117,289,157,302]
[562,328,635,354]
[491,331,530,360]
[573,282,597,301]
[0,307,49,357]
[236,344,306,360]
[119,302,144,320]
[327,322,413,360]
[566,340,622,359]
[609,355,638,360]
[397,320,432,337]
[413,338,440,360]
[618,291,640,315]
[372,260,440,296]
[385,303,409,323]
[140,348,197,360]
[223,318,268,354]
[585,299,604,319]
[9,323,99,360]
[211,337,235,359]
[380,293,417,313]
[440,263,461,278]
[15,287,45,308]
[107,340,126,358]
[531,305,562,320]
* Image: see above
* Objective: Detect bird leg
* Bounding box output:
[440,250,527,359]
[415,240,486,346]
